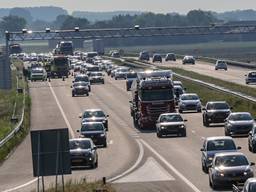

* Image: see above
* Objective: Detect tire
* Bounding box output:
[249,143,252,152]
[210,178,218,190]
[202,162,208,173]
[157,131,162,138]
[86,93,89,96]
[102,81,105,84]
[252,146,256,153]
[203,117,209,127]
[72,93,75,97]
[197,109,202,113]
[178,109,183,113]
[180,129,186,137]
[115,77,117,80]
[103,140,107,148]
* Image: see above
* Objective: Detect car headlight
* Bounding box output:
[216,171,225,177]
[160,126,165,130]
[244,169,252,175]
[208,157,213,161]
[100,133,105,137]
[179,125,185,129]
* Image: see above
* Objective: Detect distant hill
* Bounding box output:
[214,9,256,21]
[72,11,143,22]
[0,6,68,22]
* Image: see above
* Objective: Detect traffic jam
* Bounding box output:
[12,45,256,191]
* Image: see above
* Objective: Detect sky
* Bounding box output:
[0,0,256,14]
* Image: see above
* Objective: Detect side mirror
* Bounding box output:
[202,107,206,111]
[129,101,132,104]
[230,107,233,110]
[93,146,97,150]
[224,119,227,122]
[70,86,73,88]
[79,113,82,118]
[183,87,186,91]
[200,148,204,152]
[76,130,80,133]
[249,131,252,136]
[184,119,188,122]
[250,162,255,166]
[245,74,247,76]
[237,146,242,150]
[72,81,74,83]
[106,115,109,117]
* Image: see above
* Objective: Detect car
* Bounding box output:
[202,101,232,127]
[209,152,254,189]
[215,60,228,70]
[80,109,109,130]
[182,56,195,64]
[200,136,241,173]
[126,71,137,91]
[30,67,47,81]
[152,54,162,63]
[69,138,98,168]
[74,64,81,72]
[111,51,120,58]
[156,113,187,137]
[173,80,183,88]
[165,53,176,61]
[73,74,91,91]
[78,122,107,147]
[138,51,150,61]
[114,67,130,80]
[174,85,185,105]
[245,71,256,84]
[248,126,256,152]
[178,93,202,113]
[89,72,104,84]
[71,81,89,97]
[224,112,254,136]
[233,177,256,192]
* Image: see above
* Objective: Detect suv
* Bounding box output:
[165,53,176,61]
[245,71,256,84]
[139,51,150,61]
[215,60,227,71]
[248,126,256,152]
[202,101,232,127]
[152,54,162,63]
[73,74,91,91]
[182,56,195,64]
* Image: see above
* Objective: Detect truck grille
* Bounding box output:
[146,105,169,120]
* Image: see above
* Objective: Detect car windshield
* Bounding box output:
[140,89,174,101]
[215,155,249,167]
[127,73,137,78]
[75,76,89,82]
[181,95,199,100]
[32,69,43,73]
[174,87,184,94]
[69,140,91,150]
[83,111,105,118]
[207,103,229,110]
[81,123,104,131]
[207,139,236,151]
[160,114,183,122]
[249,183,256,191]
[73,82,87,87]
[248,72,256,77]
[229,113,252,121]
[91,73,103,76]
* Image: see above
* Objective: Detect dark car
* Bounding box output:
[245,71,256,84]
[73,74,91,91]
[89,72,104,84]
[156,113,187,137]
[225,112,254,136]
[80,109,109,131]
[248,126,256,152]
[203,101,232,127]
[111,51,120,58]
[165,53,176,61]
[69,138,98,168]
[182,56,195,64]
[71,82,89,97]
[78,122,107,147]
[209,152,254,189]
[126,72,137,91]
[139,51,150,61]
[200,136,240,173]
[174,85,185,105]
[152,54,162,63]
[215,60,228,71]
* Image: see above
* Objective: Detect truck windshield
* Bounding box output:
[54,58,68,66]
[140,89,173,101]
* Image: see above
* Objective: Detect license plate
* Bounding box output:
[72,159,83,163]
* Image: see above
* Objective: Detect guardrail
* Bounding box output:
[110,56,256,104]
[0,67,26,149]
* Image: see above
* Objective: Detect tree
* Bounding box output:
[60,16,90,30]
[0,15,27,33]
[9,8,33,24]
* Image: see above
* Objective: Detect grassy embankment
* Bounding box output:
[0,59,31,162]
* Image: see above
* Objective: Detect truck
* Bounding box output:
[129,70,175,129]
[9,43,22,54]
[83,39,104,55]
[55,41,74,56]
[46,56,69,78]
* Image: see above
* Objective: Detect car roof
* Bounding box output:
[205,136,233,141]
[214,152,245,157]
[180,93,198,96]
[69,138,92,142]
[160,113,182,116]
[206,101,227,104]
[83,109,103,112]
[82,122,104,125]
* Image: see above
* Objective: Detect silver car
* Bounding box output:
[200,136,240,173]
[156,113,187,137]
[215,60,228,70]
[209,152,254,189]
[178,93,201,113]
[224,112,255,136]
[114,67,130,80]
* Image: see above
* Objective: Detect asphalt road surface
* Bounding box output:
[0,72,255,192]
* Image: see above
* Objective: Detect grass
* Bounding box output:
[31,179,115,192]
[0,59,31,163]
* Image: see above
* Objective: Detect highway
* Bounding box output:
[154,58,256,87]
[0,69,256,192]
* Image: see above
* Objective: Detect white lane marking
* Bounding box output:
[191,130,196,134]
[140,139,201,192]
[114,157,175,183]
[48,82,75,138]
[107,139,144,182]
[2,178,38,192]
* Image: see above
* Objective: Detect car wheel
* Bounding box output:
[210,178,218,190]
[202,162,208,173]
[246,82,249,84]
[252,146,256,153]
[203,117,209,127]
[103,140,107,148]
[197,109,202,113]
[157,131,162,138]
[102,81,105,84]
[179,109,183,113]
[72,93,75,97]
[249,143,252,151]
[180,129,186,137]
[115,77,117,80]
[86,93,89,96]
